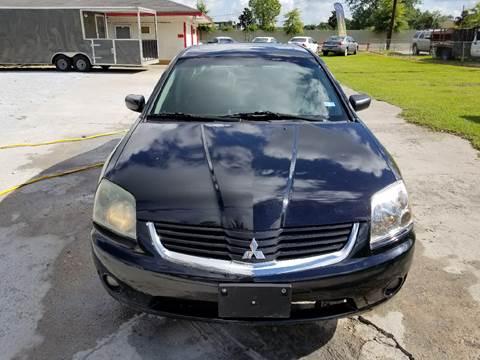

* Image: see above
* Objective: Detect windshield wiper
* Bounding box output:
[147,112,239,122]
[222,111,325,122]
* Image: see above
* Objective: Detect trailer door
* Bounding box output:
[92,40,114,64]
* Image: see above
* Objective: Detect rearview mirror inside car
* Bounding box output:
[349,94,371,112]
[125,94,145,113]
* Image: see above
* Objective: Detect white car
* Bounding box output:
[252,37,279,43]
[288,36,319,53]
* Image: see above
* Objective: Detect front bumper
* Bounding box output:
[92,223,415,324]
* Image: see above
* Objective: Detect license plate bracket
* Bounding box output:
[218,284,292,319]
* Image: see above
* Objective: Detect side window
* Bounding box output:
[419,33,425,39]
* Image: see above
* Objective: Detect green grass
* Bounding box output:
[323,53,480,150]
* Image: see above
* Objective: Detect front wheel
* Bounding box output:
[73,55,92,72]
[412,44,419,55]
[344,48,348,56]
[322,51,329,56]
[354,46,358,55]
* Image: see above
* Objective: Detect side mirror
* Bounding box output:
[349,94,371,112]
[125,94,145,113]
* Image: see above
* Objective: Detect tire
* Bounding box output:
[412,44,419,55]
[53,55,72,72]
[322,51,329,56]
[101,65,111,71]
[354,46,358,55]
[344,47,348,56]
[439,48,452,61]
[73,55,92,72]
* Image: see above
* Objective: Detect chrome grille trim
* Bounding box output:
[147,222,360,276]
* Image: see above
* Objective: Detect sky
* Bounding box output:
[176,0,478,24]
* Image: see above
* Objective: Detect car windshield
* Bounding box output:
[253,38,270,43]
[290,37,307,43]
[328,36,345,41]
[150,56,348,121]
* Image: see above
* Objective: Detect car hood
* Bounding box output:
[107,121,398,231]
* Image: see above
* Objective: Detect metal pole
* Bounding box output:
[137,9,143,62]
[386,0,398,51]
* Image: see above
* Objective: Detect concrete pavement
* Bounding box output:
[0,66,478,360]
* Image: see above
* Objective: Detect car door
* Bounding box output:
[471,30,480,58]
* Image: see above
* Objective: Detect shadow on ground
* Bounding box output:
[462,115,480,124]
[0,142,337,360]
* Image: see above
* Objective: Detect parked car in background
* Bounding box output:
[208,37,236,44]
[252,37,280,43]
[412,30,432,55]
[92,43,415,323]
[322,36,358,56]
[288,36,319,53]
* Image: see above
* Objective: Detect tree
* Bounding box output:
[304,24,317,30]
[409,10,449,29]
[284,8,304,35]
[196,0,214,33]
[346,0,419,30]
[328,11,337,30]
[249,0,281,31]
[239,7,257,31]
[370,0,408,32]
[458,2,480,27]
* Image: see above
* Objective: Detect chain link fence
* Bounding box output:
[355,41,480,63]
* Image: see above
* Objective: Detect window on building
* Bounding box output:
[116,25,131,39]
[141,26,151,34]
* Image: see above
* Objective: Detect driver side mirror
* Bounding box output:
[125,94,145,113]
[349,94,371,112]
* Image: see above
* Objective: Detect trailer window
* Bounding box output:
[116,26,131,39]
[95,15,106,38]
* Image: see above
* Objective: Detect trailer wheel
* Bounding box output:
[73,55,92,72]
[53,55,72,72]
[439,48,452,61]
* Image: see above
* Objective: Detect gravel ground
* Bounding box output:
[0,67,478,360]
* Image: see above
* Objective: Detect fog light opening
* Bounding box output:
[385,277,403,297]
[103,274,121,291]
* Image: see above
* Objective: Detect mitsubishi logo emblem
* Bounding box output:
[242,238,266,260]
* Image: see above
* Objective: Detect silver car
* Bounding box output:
[412,30,432,55]
[322,36,358,56]
[252,37,280,44]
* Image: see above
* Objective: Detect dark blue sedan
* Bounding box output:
[91,44,414,323]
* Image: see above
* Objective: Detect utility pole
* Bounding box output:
[386,0,398,50]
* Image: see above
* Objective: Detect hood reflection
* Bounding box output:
[110,121,396,231]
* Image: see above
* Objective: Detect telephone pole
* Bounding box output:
[386,0,398,50]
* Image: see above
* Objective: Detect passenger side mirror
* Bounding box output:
[125,94,145,113]
[349,94,371,112]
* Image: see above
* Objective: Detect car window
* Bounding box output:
[253,37,269,43]
[151,56,348,121]
[419,33,425,39]
[290,37,307,43]
[414,31,421,39]
[328,36,344,41]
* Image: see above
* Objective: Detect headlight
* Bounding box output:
[370,180,413,248]
[93,179,136,239]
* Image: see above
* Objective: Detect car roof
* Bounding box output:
[181,43,314,59]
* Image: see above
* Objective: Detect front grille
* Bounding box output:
[153,222,353,262]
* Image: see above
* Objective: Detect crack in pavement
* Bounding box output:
[356,316,415,360]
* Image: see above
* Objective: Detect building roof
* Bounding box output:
[0,0,201,15]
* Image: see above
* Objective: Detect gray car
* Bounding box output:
[412,30,432,55]
[322,36,358,56]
